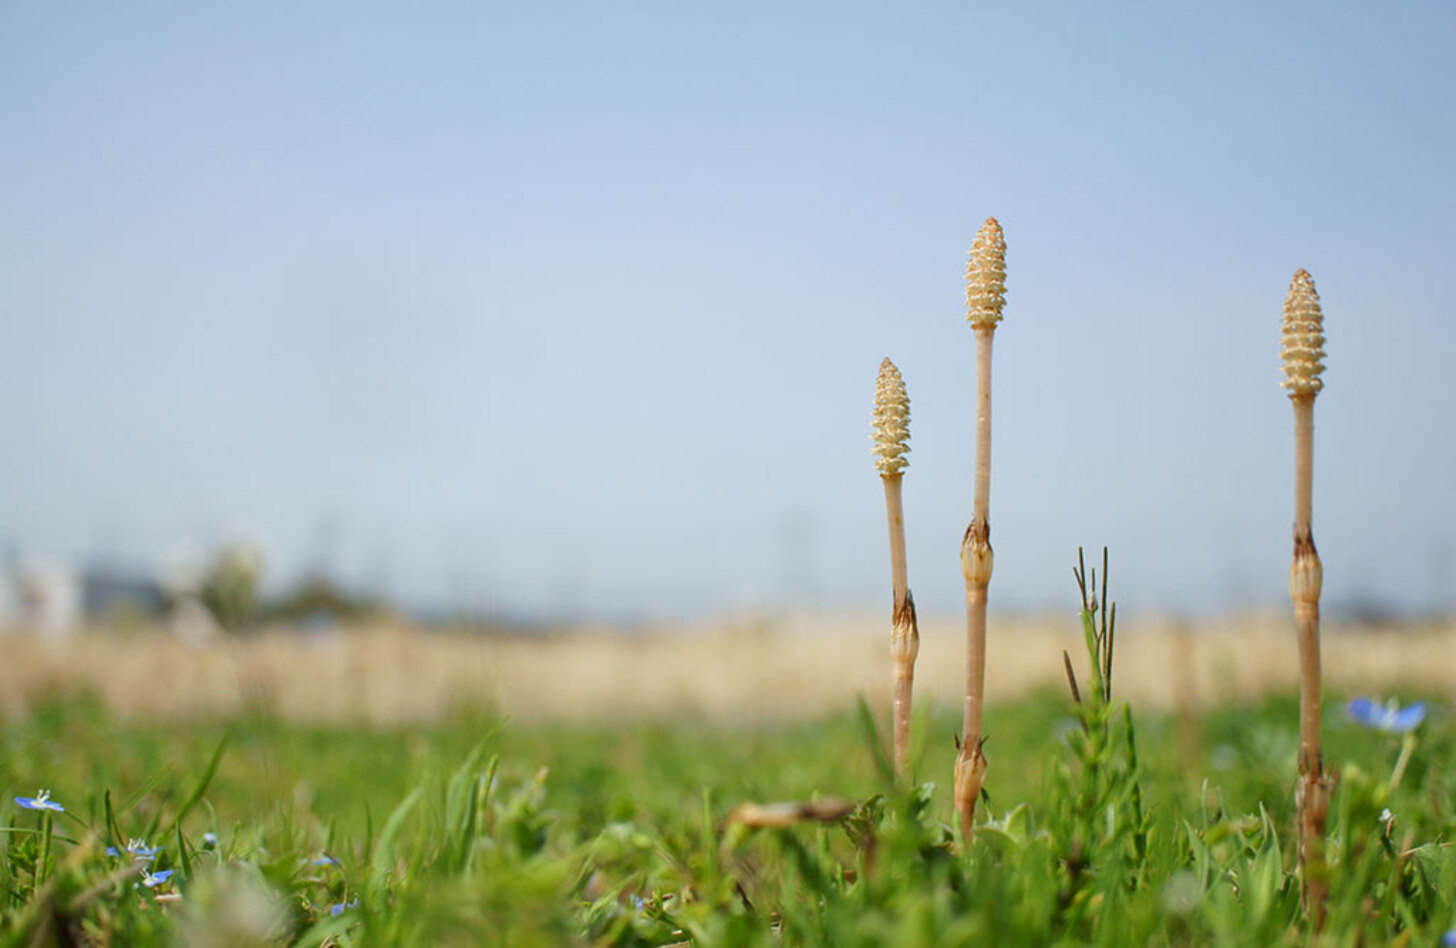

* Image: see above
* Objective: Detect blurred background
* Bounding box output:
[1,3,1452,659]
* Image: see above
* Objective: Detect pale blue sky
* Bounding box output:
[2,2,1453,620]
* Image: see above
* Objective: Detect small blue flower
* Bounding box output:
[1347,696,1427,733]
[14,790,64,812]
[201,832,218,849]
[330,899,359,916]
[139,869,174,888]
[312,854,340,867]
[1442,928,1456,948]
[107,839,160,862]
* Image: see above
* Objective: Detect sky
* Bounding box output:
[1,2,1453,622]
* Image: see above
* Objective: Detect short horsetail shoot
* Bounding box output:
[872,356,918,779]
[955,216,1006,844]
[1281,267,1333,924]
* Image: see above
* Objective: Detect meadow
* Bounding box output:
[0,244,1439,945]
[2,613,1454,945]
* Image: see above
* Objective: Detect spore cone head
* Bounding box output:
[965,217,1007,329]
[1281,268,1326,398]
[873,357,911,475]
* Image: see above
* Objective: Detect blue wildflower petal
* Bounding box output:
[1443,929,1456,948]
[1347,697,1379,726]
[1389,701,1427,732]
[1349,696,1427,733]
[118,839,159,861]
[14,790,64,812]
[330,899,359,916]
[140,869,174,888]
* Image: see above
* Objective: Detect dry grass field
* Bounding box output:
[1,611,1452,724]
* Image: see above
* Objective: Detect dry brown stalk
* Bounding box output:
[955,216,1006,844]
[727,798,856,829]
[1282,267,1333,925]
[874,357,919,779]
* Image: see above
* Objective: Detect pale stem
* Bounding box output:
[963,584,988,747]
[882,475,908,605]
[955,325,996,843]
[1291,396,1321,773]
[973,329,995,522]
[1390,733,1417,791]
[882,473,916,779]
[966,326,995,744]
[1293,398,1314,536]
[957,544,992,844]
[1295,599,1323,774]
[39,811,53,888]
[1290,393,1330,927]
[893,664,913,779]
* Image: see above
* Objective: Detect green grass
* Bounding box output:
[0,676,1452,945]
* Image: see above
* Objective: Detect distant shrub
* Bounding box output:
[199,543,264,634]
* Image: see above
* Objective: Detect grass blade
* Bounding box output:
[160,731,232,838]
[855,696,895,787]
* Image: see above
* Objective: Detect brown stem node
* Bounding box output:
[953,737,989,846]
[960,518,994,585]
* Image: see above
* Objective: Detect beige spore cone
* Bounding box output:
[1281,268,1326,399]
[873,358,911,476]
[964,217,1007,330]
